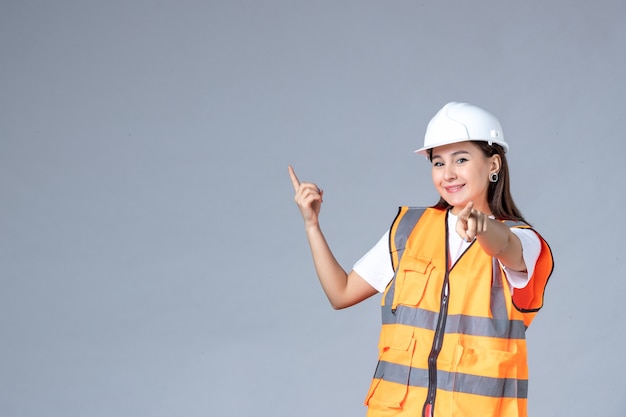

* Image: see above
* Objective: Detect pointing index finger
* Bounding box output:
[288,165,300,191]
[458,201,474,219]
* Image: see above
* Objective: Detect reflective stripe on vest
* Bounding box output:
[373,361,528,399]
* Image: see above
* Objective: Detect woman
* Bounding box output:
[288,102,553,417]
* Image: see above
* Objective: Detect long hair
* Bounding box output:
[428,141,527,223]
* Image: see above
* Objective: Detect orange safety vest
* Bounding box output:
[365,207,554,417]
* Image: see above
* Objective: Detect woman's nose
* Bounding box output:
[443,165,457,180]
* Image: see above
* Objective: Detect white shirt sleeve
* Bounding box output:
[501,228,542,289]
[352,230,395,293]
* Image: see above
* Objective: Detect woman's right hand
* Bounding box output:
[288,165,323,228]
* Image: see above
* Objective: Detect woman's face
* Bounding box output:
[430,141,500,215]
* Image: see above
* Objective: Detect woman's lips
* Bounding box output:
[444,184,464,193]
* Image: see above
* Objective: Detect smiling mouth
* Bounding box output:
[444,185,464,193]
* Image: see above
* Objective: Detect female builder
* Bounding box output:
[288,102,554,417]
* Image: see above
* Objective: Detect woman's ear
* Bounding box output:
[490,154,501,174]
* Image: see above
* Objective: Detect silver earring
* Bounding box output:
[489,172,499,183]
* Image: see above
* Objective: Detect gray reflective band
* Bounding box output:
[374,360,528,399]
[393,208,427,270]
[385,207,426,308]
[382,305,526,340]
[490,257,508,321]
[382,304,439,328]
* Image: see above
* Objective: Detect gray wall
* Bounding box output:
[1,1,624,416]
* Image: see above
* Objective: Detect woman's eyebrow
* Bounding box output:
[431,150,471,159]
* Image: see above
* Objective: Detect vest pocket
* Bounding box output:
[450,344,521,417]
[393,256,434,309]
[378,323,414,351]
[366,335,417,410]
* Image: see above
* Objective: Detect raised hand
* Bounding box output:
[288,165,324,227]
[455,201,493,242]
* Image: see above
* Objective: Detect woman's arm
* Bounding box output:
[455,201,526,272]
[289,165,378,309]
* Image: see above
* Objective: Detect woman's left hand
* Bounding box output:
[455,201,492,242]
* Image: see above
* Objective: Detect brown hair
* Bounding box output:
[428,141,527,223]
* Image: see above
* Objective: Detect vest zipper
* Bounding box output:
[422,272,450,417]
[423,212,453,417]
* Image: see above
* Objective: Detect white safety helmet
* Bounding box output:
[415,102,509,156]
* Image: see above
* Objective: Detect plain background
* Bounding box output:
[1,1,625,416]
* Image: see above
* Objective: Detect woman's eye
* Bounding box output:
[456,158,468,164]
[433,161,443,167]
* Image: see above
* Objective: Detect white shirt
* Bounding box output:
[353,212,541,293]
